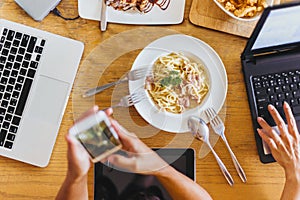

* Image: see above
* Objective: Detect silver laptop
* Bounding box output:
[0,19,84,167]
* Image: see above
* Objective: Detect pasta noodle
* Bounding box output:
[145,52,209,114]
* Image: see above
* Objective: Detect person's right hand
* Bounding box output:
[107,120,168,175]
[257,102,300,179]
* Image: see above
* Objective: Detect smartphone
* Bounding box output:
[69,110,122,163]
[14,0,61,21]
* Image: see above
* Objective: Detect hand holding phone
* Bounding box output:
[69,110,122,163]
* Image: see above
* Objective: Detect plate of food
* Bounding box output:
[129,34,227,133]
[78,0,185,24]
[214,0,274,21]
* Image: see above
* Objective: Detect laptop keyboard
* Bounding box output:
[252,70,300,126]
[0,27,45,149]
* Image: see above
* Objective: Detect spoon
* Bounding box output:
[188,116,234,186]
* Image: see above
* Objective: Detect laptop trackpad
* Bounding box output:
[28,76,69,124]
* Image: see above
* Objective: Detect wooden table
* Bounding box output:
[0,0,285,199]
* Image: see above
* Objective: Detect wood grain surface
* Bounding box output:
[0,0,286,199]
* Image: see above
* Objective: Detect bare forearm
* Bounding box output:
[154,165,212,200]
[281,174,300,200]
[56,175,88,200]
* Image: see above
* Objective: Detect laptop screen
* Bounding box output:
[252,5,300,51]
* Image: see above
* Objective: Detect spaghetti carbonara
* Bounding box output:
[145,52,209,114]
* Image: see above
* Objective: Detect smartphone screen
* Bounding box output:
[76,120,121,161]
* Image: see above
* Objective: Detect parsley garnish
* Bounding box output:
[160,71,182,87]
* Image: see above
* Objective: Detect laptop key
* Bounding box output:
[6,85,13,93]
[15,83,22,91]
[7,133,15,141]
[7,30,15,41]
[4,41,11,48]
[7,106,14,114]
[27,69,35,78]
[1,48,9,56]
[22,61,29,68]
[5,114,12,122]
[292,106,300,116]
[15,78,33,116]
[10,99,17,106]
[27,37,37,53]
[1,77,8,84]
[0,108,5,115]
[16,55,23,62]
[1,100,8,108]
[290,99,298,106]
[2,29,8,35]
[0,36,4,43]
[9,125,17,133]
[0,130,7,146]
[13,40,20,47]
[3,121,10,129]
[12,91,19,98]
[0,56,6,64]
[10,47,17,55]
[17,76,24,84]
[19,68,27,76]
[21,34,30,47]
[5,62,12,69]
[15,32,22,40]
[4,92,11,100]
[13,62,20,70]
[0,85,4,92]
[40,39,45,46]
[30,61,38,69]
[12,116,21,126]
[18,47,25,55]
[4,141,13,149]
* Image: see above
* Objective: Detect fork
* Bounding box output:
[205,107,247,183]
[83,68,150,98]
[111,91,146,108]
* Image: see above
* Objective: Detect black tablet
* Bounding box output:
[94,148,195,200]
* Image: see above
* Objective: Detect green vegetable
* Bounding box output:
[160,71,182,87]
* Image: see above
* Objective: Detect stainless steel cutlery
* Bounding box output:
[205,107,247,183]
[83,68,149,98]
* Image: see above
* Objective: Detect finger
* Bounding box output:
[257,117,282,145]
[283,102,299,139]
[75,105,99,123]
[111,120,137,142]
[257,117,273,136]
[104,107,113,116]
[257,128,278,151]
[65,133,80,146]
[268,104,287,138]
[107,154,136,172]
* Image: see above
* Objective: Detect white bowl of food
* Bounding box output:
[214,0,274,21]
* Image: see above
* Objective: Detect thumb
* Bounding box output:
[107,154,136,172]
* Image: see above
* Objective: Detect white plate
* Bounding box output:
[129,34,228,133]
[78,0,185,24]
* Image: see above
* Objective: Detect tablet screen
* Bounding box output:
[94,148,195,200]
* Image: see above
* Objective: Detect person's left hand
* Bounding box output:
[65,106,113,182]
